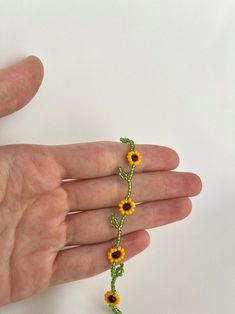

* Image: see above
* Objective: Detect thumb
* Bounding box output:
[0,55,44,118]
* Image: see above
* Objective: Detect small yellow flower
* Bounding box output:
[104,290,121,305]
[127,150,142,166]
[107,246,125,263]
[118,198,136,216]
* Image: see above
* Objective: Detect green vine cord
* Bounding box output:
[104,138,142,314]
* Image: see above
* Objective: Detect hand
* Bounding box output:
[0,56,202,306]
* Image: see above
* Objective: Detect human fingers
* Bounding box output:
[47,141,179,179]
[0,55,44,117]
[65,197,192,245]
[50,230,150,286]
[63,171,202,211]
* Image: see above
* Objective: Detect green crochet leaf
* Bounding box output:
[110,212,119,229]
[115,263,124,277]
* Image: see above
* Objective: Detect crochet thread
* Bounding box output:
[104,138,142,314]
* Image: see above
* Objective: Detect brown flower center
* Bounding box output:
[112,251,122,259]
[108,295,117,303]
[123,203,131,210]
[131,154,139,162]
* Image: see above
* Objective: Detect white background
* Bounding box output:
[0,1,235,313]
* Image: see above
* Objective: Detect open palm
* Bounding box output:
[0,56,202,306]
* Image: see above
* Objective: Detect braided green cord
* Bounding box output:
[104,138,141,314]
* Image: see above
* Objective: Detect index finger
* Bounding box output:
[47,141,180,179]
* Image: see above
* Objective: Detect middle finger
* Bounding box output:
[62,171,201,211]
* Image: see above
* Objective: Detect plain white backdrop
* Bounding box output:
[0,1,234,313]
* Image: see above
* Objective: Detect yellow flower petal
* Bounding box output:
[118,198,136,216]
[127,150,142,166]
[107,246,126,263]
[104,291,121,305]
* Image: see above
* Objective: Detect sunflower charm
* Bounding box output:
[107,246,125,264]
[118,198,136,216]
[104,291,121,306]
[127,150,142,166]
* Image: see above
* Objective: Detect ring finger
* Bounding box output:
[65,197,192,246]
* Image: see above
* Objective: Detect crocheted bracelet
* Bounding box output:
[104,137,142,314]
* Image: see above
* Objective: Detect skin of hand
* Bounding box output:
[0,56,202,307]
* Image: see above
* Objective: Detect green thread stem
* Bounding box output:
[109,305,123,314]
[111,265,117,293]
[106,138,137,314]
[111,263,124,293]
[126,164,136,199]
[120,137,135,151]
